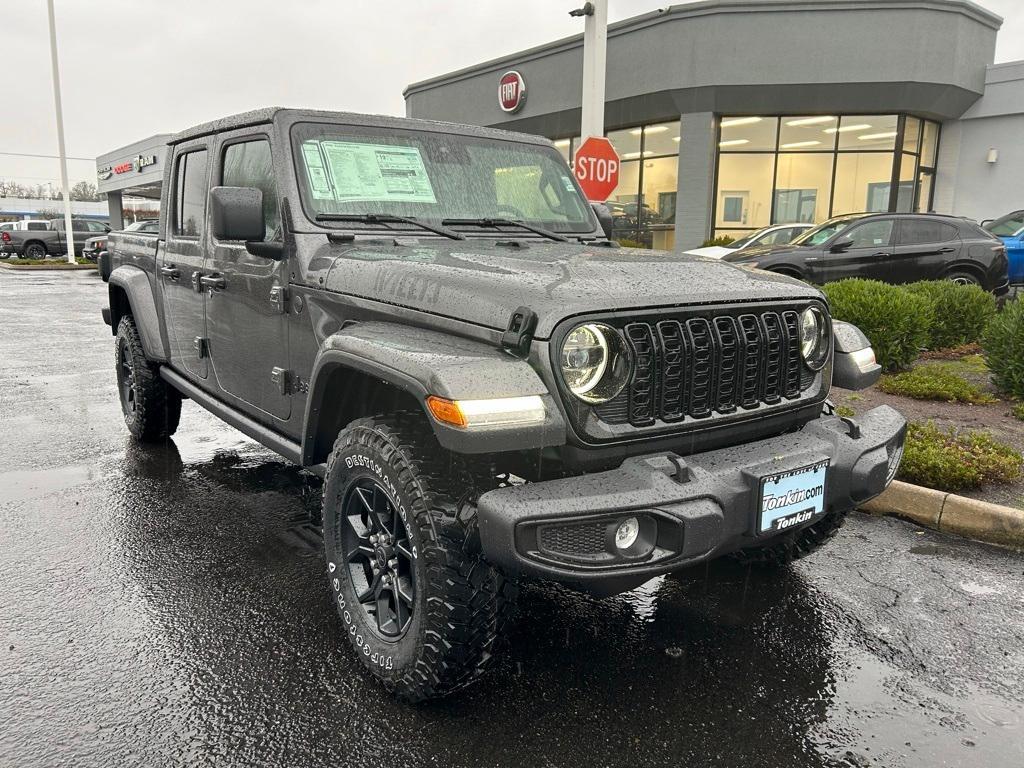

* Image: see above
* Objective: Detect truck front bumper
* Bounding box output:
[477,405,906,596]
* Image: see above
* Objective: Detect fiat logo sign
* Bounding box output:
[498,71,526,113]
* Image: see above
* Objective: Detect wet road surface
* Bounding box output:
[1,270,1023,767]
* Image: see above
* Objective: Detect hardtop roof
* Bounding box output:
[168,107,553,147]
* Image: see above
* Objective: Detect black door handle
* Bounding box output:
[159,266,180,280]
[937,246,956,254]
[871,252,891,259]
[199,274,226,292]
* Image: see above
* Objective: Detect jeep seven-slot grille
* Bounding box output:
[596,309,810,427]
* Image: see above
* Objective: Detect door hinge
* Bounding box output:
[269,285,288,314]
[193,336,208,358]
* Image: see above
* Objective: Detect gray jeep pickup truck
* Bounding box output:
[101,108,904,702]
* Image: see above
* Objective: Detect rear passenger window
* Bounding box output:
[898,220,957,245]
[222,139,280,240]
[174,149,209,237]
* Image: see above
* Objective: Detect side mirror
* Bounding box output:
[980,219,993,227]
[210,186,265,242]
[591,203,614,239]
[210,186,284,260]
[830,238,854,253]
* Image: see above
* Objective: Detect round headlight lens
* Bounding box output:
[799,307,829,370]
[560,323,631,403]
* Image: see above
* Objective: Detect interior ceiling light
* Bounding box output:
[824,124,872,134]
[785,116,836,126]
[672,136,681,142]
[720,117,763,128]
[718,139,750,147]
[553,139,571,147]
[643,125,669,133]
[780,140,822,148]
[858,132,898,140]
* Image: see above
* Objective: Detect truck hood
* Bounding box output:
[321,240,820,338]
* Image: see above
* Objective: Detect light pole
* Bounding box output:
[45,0,77,264]
[571,0,608,144]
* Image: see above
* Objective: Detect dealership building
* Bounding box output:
[404,0,1023,250]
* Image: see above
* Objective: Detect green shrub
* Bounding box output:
[898,421,1022,491]
[905,280,996,349]
[835,404,856,418]
[822,279,932,371]
[1013,402,1024,421]
[617,238,648,249]
[700,235,735,248]
[877,364,996,404]
[983,298,1024,400]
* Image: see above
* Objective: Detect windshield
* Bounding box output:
[792,217,860,246]
[292,123,594,234]
[985,212,1024,237]
[725,232,756,249]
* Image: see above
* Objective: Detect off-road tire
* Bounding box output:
[729,509,849,566]
[23,242,47,260]
[114,315,181,441]
[322,412,516,703]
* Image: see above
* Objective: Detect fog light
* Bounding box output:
[614,517,640,550]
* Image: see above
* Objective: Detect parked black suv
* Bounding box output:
[100,109,904,702]
[724,213,1009,293]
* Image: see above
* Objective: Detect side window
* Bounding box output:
[898,220,957,246]
[87,221,107,233]
[173,149,209,237]
[222,139,280,240]
[845,219,894,249]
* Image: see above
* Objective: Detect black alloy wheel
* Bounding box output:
[24,243,46,259]
[117,342,137,418]
[338,477,416,639]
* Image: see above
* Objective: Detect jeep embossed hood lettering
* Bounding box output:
[321,241,819,338]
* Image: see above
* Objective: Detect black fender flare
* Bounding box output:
[107,265,168,361]
[301,322,566,460]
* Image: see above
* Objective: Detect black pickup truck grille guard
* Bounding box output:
[552,301,828,439]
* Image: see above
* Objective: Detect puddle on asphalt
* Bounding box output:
[0,464,96,504]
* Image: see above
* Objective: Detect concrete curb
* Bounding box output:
[0,261,96,271]
[860,480,1024,548]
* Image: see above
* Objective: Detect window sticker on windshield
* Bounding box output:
[561,176,575,193]
[318,141,437,204]
[302,143,334,200]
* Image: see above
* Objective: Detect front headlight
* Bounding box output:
[560,323,631,403]
[799,306,830,370]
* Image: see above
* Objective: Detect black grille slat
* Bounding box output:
[737,314,763,409]
[656,320,687,422]
[782,311,802,398]
[760,312,785,404]
[685,318,715,419]
[712,317,739,413]
[625,323,657,426]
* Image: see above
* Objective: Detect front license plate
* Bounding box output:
[758,460,828,534]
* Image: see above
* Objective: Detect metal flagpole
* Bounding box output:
[46,0,77,264]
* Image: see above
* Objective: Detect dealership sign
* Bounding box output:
[573,137,620,202]
[498,71,526,113]
[97,153,158,182]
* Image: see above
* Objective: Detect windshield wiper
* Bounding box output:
[314,213,465,241]
[441,217,568,242]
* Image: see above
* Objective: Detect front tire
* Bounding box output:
[322,412,515,703]
[730,509,849,566]
[115,315,182,441]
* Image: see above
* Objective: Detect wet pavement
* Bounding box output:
[1,270,1023,767]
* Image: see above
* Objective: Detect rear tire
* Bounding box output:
[115,315,181,441]
[322,412,516,703]
[729,509,848,566]
[23,242,47,260]
[945,270,981,288]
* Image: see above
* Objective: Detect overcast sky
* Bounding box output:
[2,0,1022,189]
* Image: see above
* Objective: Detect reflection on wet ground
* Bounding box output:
[2,271,1023,767]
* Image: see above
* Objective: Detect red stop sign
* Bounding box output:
[573,137,620,202]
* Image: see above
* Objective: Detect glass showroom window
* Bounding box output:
[713,114,940,237]
[551,122,680,248]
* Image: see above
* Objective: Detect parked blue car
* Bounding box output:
[984,210,1024,285]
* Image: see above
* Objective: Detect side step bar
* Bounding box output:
[160,367,325,476]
